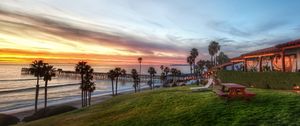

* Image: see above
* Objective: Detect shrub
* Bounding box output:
[218,71,299,90]
[23,105,77,122]
[0,114,20,126]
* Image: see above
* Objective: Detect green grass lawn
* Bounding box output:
[19,87,300,126]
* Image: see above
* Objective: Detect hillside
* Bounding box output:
[19,87,300,126]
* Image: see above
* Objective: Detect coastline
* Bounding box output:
[3,85,152,120]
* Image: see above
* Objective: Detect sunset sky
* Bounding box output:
[1,0,300,65]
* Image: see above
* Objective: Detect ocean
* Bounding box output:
[0,64,189,113]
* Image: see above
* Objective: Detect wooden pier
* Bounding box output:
[21,68,198,83]
[21,68,161,82]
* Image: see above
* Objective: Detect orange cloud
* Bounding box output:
[0,49,185,65]
[0,8,187,65]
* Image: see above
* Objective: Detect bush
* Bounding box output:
[0,114,20,126]
[23,105,77,122]
[218,71,300,90]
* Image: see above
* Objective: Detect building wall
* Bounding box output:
[296,49,300,72]
[285,48,298,72]
[224,62,243,71]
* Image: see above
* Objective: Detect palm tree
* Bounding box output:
[138,57,142,92]
[29,60,45,113]
[83,65,94,106]
[108,70,116,95]
[208,42,214,66]
[187,56,193,74]
[148,67,157,90]
[164,67,170,75]
[42,64,55,109]
[78,64,95,107]
[190,48,199,73]
[75,61,88,107]
[131,69,139,93]
[170,68,177,85]
[114,68,126,95]
[208,41,220,66]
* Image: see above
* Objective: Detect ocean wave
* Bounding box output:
[0,83,80,94]
[0,78,59,82]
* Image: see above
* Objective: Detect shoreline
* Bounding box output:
[2,85,152,120]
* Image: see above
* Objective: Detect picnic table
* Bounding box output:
[214,83,256,100]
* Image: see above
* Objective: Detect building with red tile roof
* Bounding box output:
[219,39,300,72]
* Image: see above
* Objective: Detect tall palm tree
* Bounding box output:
[29,60,45,113]
[131,69,139,93]
[190,48,199,73]
[213,43,220,65]
[187,56,193,74]
[208,41,220,66]
[83,65,94,106]
[108,70,116,95]
[208,42,215,66]
[42,64,55,109]
[75,61,88,107]
[138,57,142,92]
[147,67,157,90]
[114,68,126,95]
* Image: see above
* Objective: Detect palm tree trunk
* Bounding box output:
[193,63,196,74]
[86,91,90,106]
[139,63,141,92]
[111,79,114,95]
[81,74,84,107]
[88,91,91,106]
[211,56,213,66]
[152,76,154,89]
[44,80,48,110]
[115,78,118,95]
[82,90,85,107]
[82,92,84,107]
[173,75,175,85]
[85,90,87,107]
[35,76,39,113]
[85,91,88,106]
[152,76,154,90]
[213,55,215,66]
[190,65,192,74]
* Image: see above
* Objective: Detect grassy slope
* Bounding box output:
[20,87,300,126]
